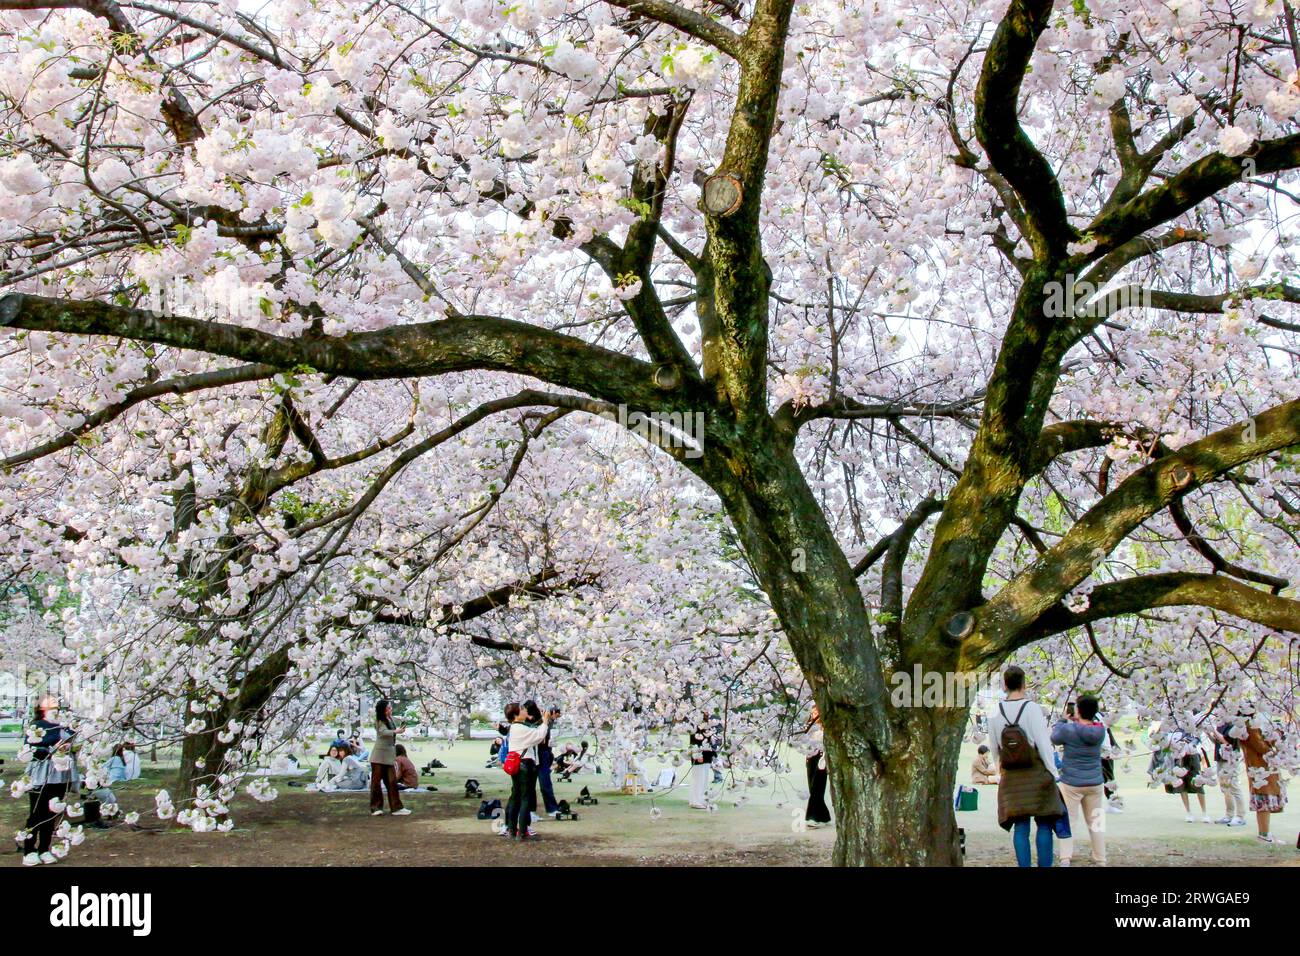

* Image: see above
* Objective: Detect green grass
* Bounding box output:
[2,732,1295,866]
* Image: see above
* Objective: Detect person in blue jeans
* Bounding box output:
[537,707,560,815]
[987,666,1063,867]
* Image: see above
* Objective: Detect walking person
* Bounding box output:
[370,699,410,816]
[1051,694,1107,866]
[1098,714,1124,813]
[502,701,549,839]
[1239,705,1287,844]
[1208,719,1247,827]
[801,703,832,828]
[987,666,1062,867]
[22,696,78,866]
[687,713,718,810]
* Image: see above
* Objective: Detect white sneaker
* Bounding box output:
[806,820,825,829]
[370,810,384,816]
[688,803,709,810]
[1214,815,1232,824]
[39,852,57,865]
[1257,833,1276,844]
[1202,816,1213,823]
[22,853,41,867]
[1058,858,1071,867]
[1228,817,1246,827]
[1185,813,1195,822]
[391,808,411,816]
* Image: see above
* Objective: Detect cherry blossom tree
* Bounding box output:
[1,0,1298,865]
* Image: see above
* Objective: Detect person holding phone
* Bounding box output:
[370,699,410,816]
[22,696,78,866]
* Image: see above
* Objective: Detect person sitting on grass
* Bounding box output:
[394,744,419,790]
[554,741,589,780]
[487,736,504,768]
[970,745,999,785]
[316,745,344,788]
[121,741,141,780]
[107,744,130,784]
[317,745,368,791]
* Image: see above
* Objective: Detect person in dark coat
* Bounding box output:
[801,703,831,827]
[537,707,561,815]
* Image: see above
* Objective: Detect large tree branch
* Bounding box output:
[0,293,705,416]
[778,393,984,434]
[696,0,794,417]
[1084,132,1300,260]
[879,495,945,647]
[964,398,1300,664]
[1012,572,1300,650]
[602,0,746,60]
[974,0,1075,257]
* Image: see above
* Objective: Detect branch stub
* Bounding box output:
[652,364,682,390]
[943,611,976,644]
[700,173,743,217]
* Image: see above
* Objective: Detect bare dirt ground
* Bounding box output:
[5,780,1296,867]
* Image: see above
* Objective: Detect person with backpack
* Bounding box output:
[987,666,1062,867]
[1051,694,1107,866]
[502,701,550,839]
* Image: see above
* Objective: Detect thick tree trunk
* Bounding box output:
[176,720,234,797]
[701,436,971,864]
[822,704,969,866]
[175,646,293,797]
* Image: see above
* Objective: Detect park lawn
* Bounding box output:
[1,736,1295,866]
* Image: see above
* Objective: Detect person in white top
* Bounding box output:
[987,690,1058,775]
[503,701,549,839]
[986,666,1062,867]
[122,742,142,780]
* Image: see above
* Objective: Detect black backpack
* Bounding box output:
[476,798,502,820]
[998,701,1035,769]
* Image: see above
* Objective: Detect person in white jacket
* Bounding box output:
[503,701,549,839]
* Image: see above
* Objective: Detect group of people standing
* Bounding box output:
[983,666,1290,867]
[1151,705,1287,842]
